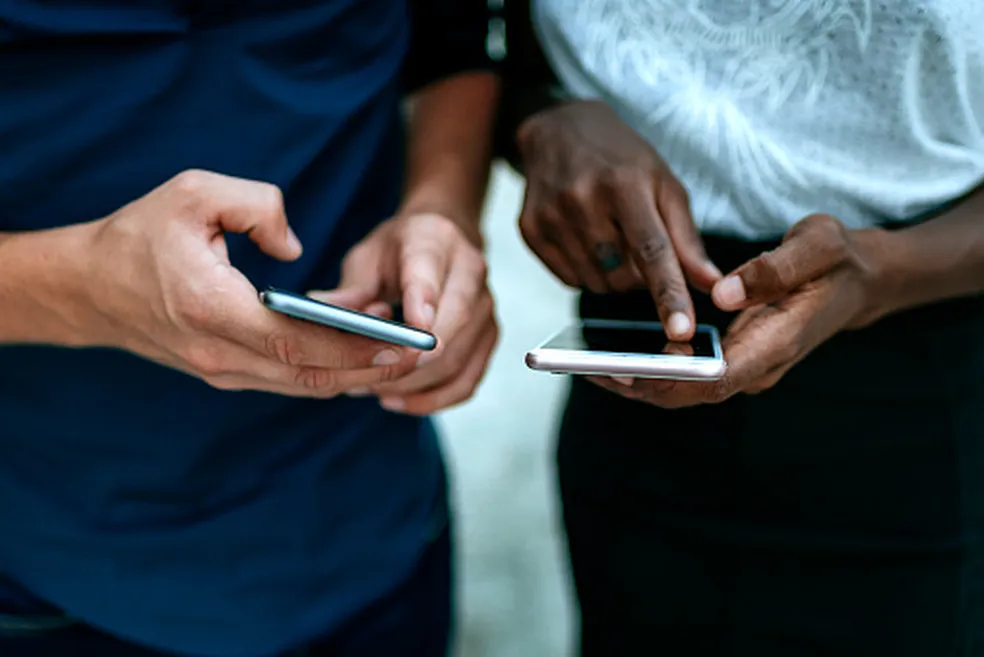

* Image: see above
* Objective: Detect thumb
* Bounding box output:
[712,214,849,311]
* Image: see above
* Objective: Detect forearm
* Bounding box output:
[868,185,984,319]
[401,72,500,242]
[0,224,96,346]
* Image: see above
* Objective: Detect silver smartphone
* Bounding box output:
[526,319,726,381]
[259,287,438,351]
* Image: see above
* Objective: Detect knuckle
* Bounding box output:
[172,291,213,332]
[371,359,414,386]
[558,180,592,210]
[570,177,597,203]
[465,254,490,283]
[257,183,285,217]
[265,332,305,366]
[171,169,211,199]
[294,367,338,392]
[184,342,229,378]
[757,251,791,289]
[778,337,802,364]
[636,235,671,264]
[602,165,647,190]
[799,213,849,250]
[668,178,691,206]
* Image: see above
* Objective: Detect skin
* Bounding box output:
[0,170,420,397]
[314,71,502,415]
[516,100,722,341]
[518,100,984,409]
[0,72,501,411]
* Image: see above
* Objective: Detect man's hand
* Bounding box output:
[589,215,888,408]
[516,99,722,340]
[80,170,419,396]
[310,213,497,415]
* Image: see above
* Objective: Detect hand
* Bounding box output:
[516,99,722,340]
[80,170,419,396]
[590,215,887,408]
[310,212,498,415]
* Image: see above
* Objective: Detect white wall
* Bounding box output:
[436,165,576,657]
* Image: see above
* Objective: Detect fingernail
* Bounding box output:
[667,312,691,338]
[715,276,746,307]
[286,227,303,256]
[373,349,401,366]
[422,303,436,328]
[346,387,370,397]
[416,349,437,366]
[706,261,724,279]
[610,376,634,387]
[381,397,405,411]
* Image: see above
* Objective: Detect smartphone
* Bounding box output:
[526,319,726,381]
[259,287,438,351]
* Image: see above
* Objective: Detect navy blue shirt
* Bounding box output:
[0,1,493,655]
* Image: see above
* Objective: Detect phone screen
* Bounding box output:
[545,322,718,358]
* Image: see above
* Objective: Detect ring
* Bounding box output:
[593,242,623,272]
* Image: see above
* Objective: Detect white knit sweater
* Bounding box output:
[533,0,984,240]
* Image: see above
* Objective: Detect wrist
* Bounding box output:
[0,220,106,347]
[850,227,912,328]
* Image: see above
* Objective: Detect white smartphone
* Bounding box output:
[526,319,726,381]
[260,287,438,351]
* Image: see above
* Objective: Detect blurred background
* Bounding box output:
[435,164,577,657]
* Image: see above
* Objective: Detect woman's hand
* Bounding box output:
[516,100,721,340]
[590,214,891,407]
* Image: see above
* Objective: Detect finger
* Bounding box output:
[413,254,488,363]
[571,214,639,292]
[662,342,694,356]
[657,178,722,291]
[611,183,695,341]
[399,222,455,330]
[305,289,392,319]
[337,238,388,303]
[381,326,498,415]
[519,195,581,287]
[364,302,394,319]
[714,305,791,394]
[212,275,420,372]
[712,214,848,311]
[557,192,636,291]
[169,170,303,262]
[192,339,414,398]
[541,205,608,293]
[744,364,789,395]
[371,294,493,397]
[524,235,580,287]
[306,287,379,313]
[585,375,644,400]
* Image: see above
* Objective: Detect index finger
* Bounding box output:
[419,250,487,364]
[611,183,695,341]
[399,223,455,330]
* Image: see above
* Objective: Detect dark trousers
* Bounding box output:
[559,236,984,657]
[0,527,451,657]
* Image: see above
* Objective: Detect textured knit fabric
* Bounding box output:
[534,0,984,239]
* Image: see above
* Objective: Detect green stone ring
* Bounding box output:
[594,242,623,272]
